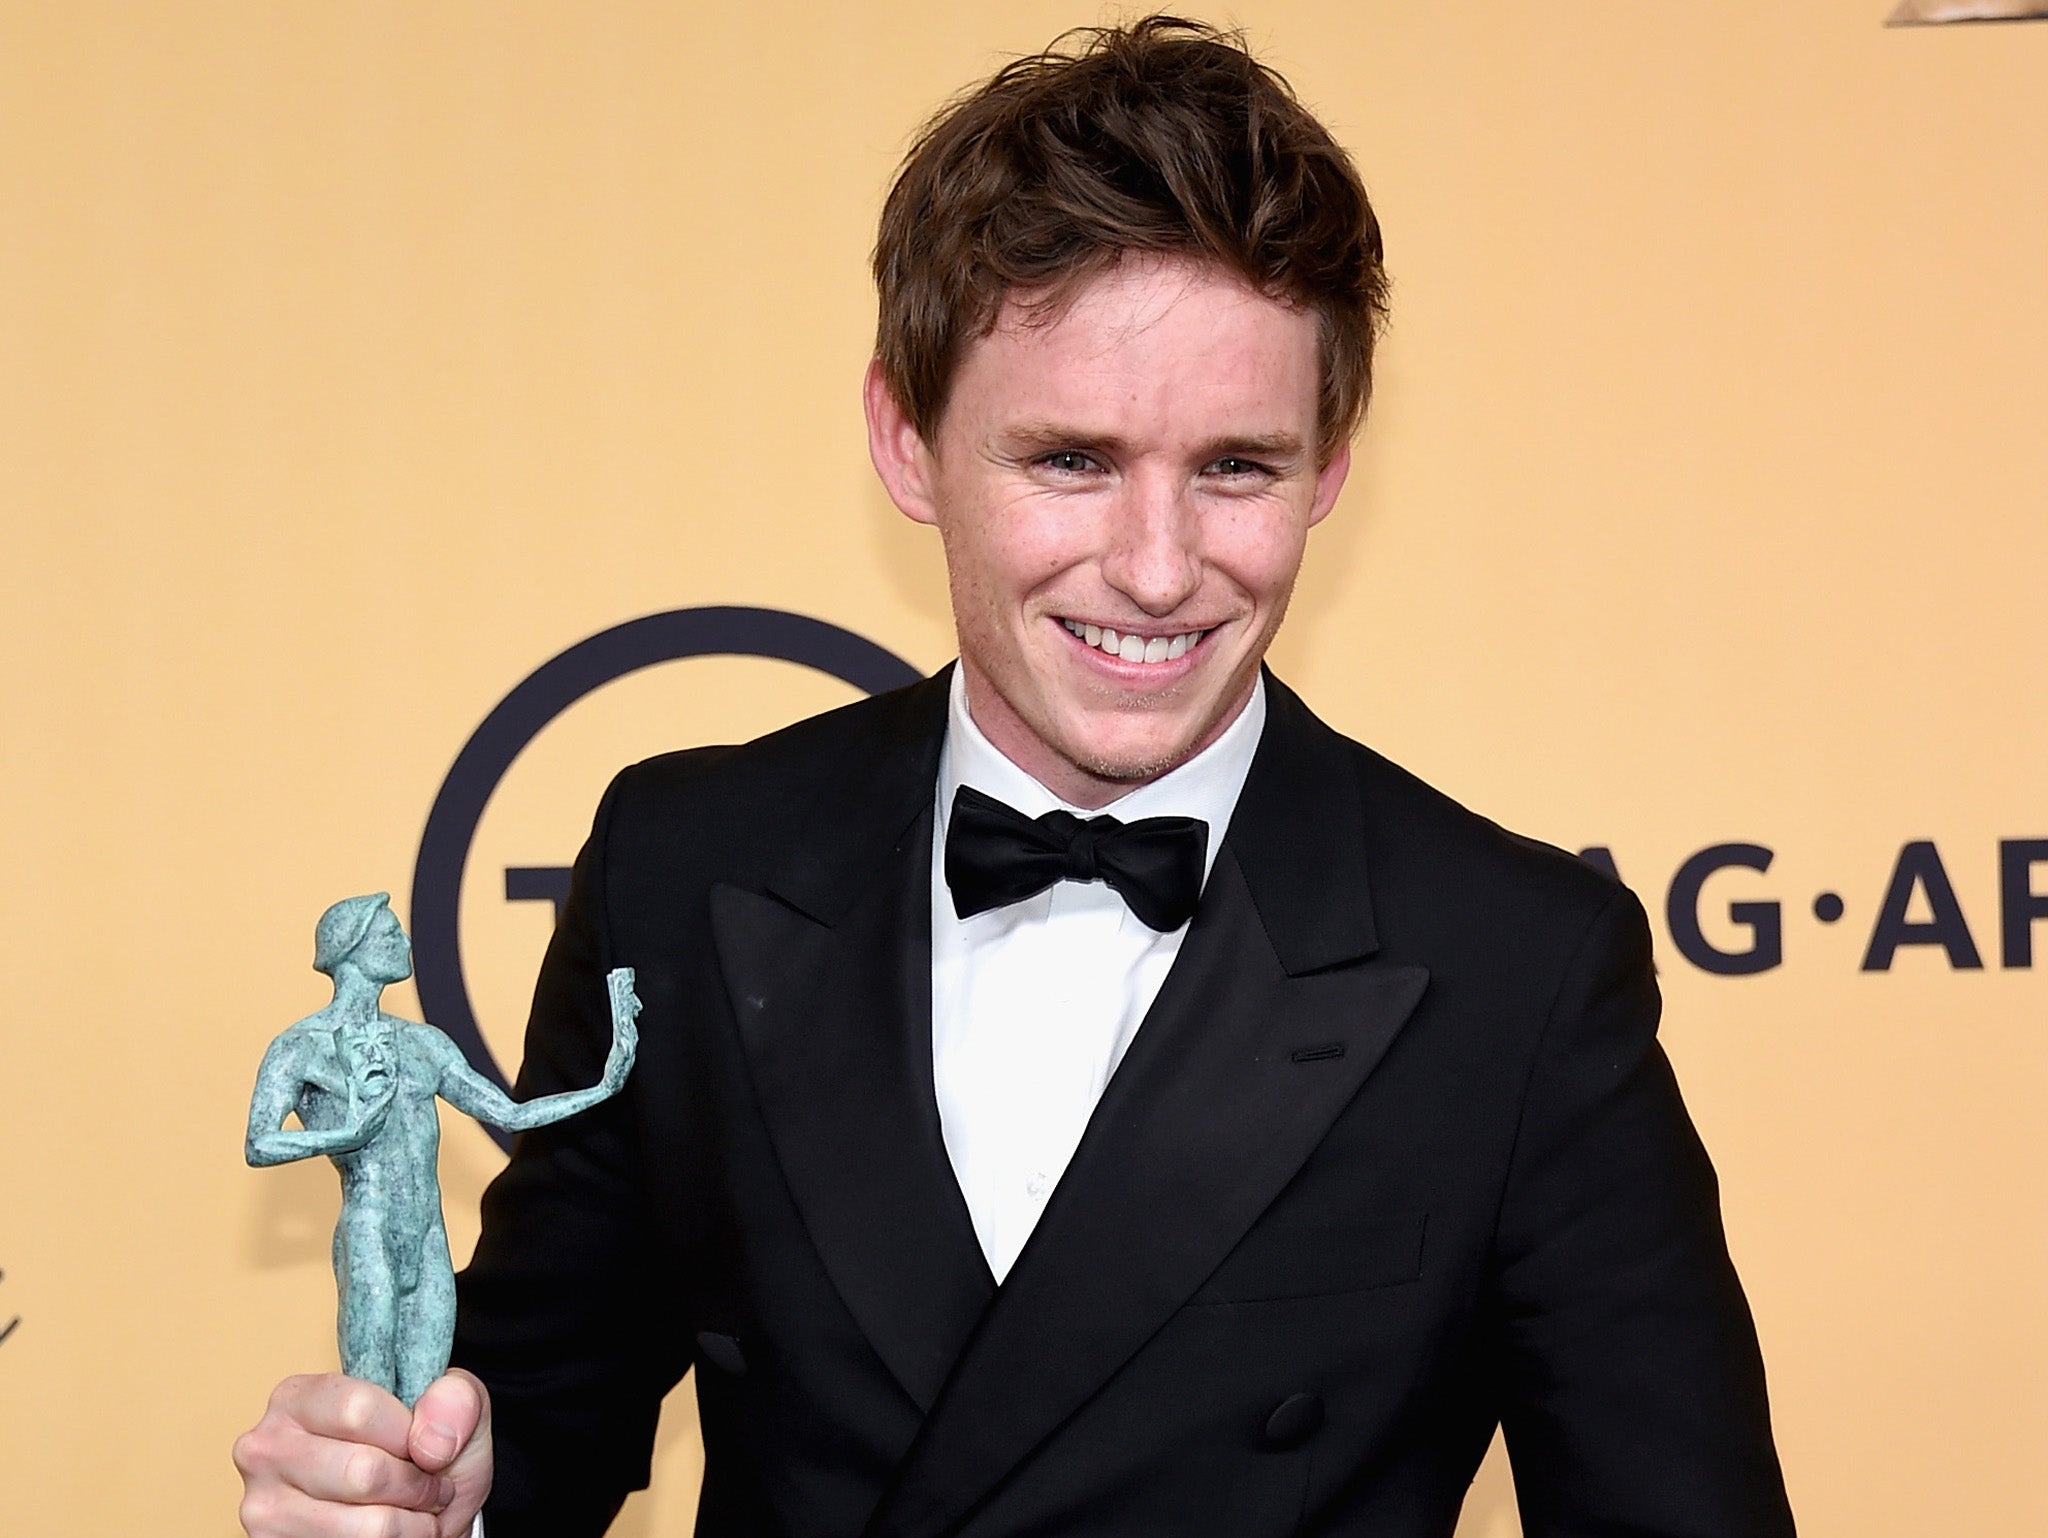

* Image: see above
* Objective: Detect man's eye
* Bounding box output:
[1208,456,1270,478]
[1038,450,1097,474]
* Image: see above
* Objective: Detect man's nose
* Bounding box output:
[1100,473,1200,617]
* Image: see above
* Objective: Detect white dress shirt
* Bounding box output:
[931,666,1267,1282]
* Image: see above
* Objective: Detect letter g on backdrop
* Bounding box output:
[410,606,921,1149]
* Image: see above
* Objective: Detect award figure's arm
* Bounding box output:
[244,1033,394,1166]
[432,970,639,1134]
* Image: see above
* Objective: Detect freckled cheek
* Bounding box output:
[948,496,1109,616]
[994,533,1093,599]
[1002,494,1108,566]
[1206,514,1308,606]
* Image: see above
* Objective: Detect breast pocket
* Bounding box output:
[1189,1212,1427,1305]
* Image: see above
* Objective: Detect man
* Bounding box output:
[236,17,1795,1536]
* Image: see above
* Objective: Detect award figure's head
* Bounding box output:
[313,892,415,987]
[865,16,1387,808]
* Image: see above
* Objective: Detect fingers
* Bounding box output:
[238,1473,447,1537]
[410,1369,494,1536]
[275,1373,415,1457]
[266,1423,456,1507]
[237,1482,442,1538]
[406,1370,488,1473]
[234,1373,462,1538]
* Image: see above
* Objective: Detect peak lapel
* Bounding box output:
[710,672,995,1414]
[864,677,1429,1538]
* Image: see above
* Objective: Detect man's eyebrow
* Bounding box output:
[996,421,1131,454]
[1203,431,1306,460]
[994,423,1308,460]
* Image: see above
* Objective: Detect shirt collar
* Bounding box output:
[936,664,1267,883]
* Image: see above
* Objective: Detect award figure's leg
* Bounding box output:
[394,1217,457,1408]
[335,1208,402,1395]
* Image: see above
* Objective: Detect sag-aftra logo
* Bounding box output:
[1583,840,2048,977]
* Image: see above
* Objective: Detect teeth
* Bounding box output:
[1060,618,1208,664]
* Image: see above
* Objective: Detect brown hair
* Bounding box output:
[873,15,1387,463]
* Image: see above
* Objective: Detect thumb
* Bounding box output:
[408,1368,489,1473]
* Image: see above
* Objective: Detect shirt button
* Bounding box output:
[1025,1172,1049,1199]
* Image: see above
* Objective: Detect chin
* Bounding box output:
[1087,693,1244,771]
[1061,725,1206,785]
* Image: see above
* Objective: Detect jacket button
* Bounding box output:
[694,1330,748,1376]
[1263,1391,1324,1449]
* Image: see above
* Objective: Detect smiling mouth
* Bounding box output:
[1060,617,1213,664]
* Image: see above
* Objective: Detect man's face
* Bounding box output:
[869,255,1350,807]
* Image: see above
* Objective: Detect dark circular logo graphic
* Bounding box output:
[411,606,922,1149]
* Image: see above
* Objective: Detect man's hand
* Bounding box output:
[234,1369,493,1537]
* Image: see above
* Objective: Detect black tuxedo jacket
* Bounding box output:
[454,670,1794,1537]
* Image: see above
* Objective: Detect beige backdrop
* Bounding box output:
[3,3,2044,1533]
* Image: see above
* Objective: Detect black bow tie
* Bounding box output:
[944,784,1209,932]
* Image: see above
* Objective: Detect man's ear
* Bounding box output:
[1307,437,1351,528]
[864,359,940,527]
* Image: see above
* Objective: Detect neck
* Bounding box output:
[328,965,383,1023]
